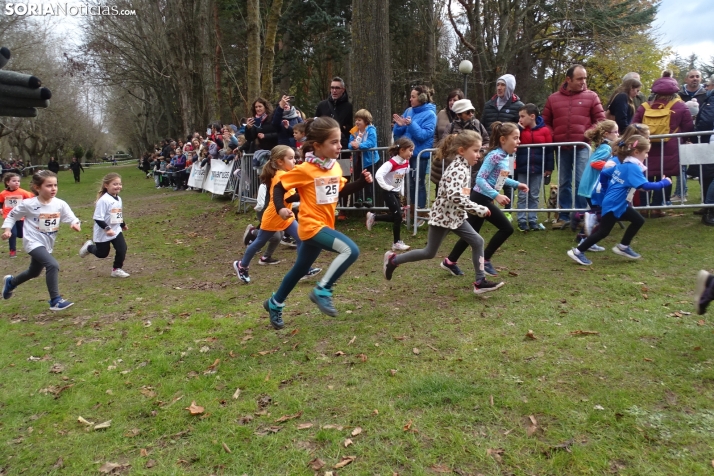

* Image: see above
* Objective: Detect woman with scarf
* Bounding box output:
[245,98,279,153]
[273,95,304,148]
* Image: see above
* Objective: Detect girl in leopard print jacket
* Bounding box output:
[383,131,505,294]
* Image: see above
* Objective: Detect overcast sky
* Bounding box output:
[653,0,714,61]
[11,0,714,68]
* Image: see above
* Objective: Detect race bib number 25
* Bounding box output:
[314,176,340,205]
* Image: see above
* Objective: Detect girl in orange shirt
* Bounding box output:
[233,145,321,283]
[0,173,34,258]
[264,117,373,329]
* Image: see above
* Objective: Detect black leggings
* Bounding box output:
[88,233,127,269]
[577,207,644,252]
[73,171,81,182]
[448,191,513,262]
[374,191,402,243]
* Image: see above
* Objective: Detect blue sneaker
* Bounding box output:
[612,245,641,259]
[309,285,338,317]
[529,222,546,231]
[49,297,74,311]
[483,260,498,277]
[3,275,16,300]
[567,248,592,266]
[263,295,285,329]
[440,258,464,276]
[579,239,605,252]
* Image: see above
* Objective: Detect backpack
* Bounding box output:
[641,98,681,142]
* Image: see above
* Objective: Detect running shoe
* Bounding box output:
[567,248,592,266]
[233,260,250,283]
[473,278,505,294]
[440,258,464,276]
[612,245,641,259]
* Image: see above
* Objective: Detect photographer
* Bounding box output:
[272,95,304,147]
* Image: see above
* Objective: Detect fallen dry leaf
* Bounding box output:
[49,363,65,373]
[94,420,112,430]
[393,335,407,340]
[351,426,362,436]
[487,447,504,463]
[358,353,367,362]
[348,335,356,345]
[525,415,538,437]
[525,330,537,340]
[344,438,353,447]
[321,424,344,430]
[140,448,148,457]
[390,369,397,376]
[145,459,156,468]
[274,411,303,423]
[644,358,653,362]
[98,462,127,473]
[222,442,232,453]
[430,464,451,473]
[403,420,413,431]
[334,455,356,469]
[140,387,156,398]
[334,351,345,356]
[232,387,241,399]
[569,330,600,336]
[52,457,64,469]
[77,416,94,426]
[412,348,420,355]
[308,458,325,470]
[296,423,313,430]
[124,428,140,437]
[185,401,204,415]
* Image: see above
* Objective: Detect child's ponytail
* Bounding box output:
[435,130,483,161]
[300,116,340,160]
[387,137,414,158]
[487,121,518,154]
[96,173,121,202]
[584,119,617,148]
[614,134,650,161]
[260,145,293,185]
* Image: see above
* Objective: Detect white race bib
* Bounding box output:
[38,213,60,233]
[626,187,636,203]
[393,172,405,189]
[494,170,510,191]
[5,196,22,209]
[110,207,123,224]
[314,176,340,205]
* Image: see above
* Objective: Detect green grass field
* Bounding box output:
[0,165,712,475]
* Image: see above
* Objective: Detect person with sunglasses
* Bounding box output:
[446,99,489,140]
[314,77,353,151]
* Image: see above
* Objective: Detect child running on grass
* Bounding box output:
[567,135,670,265]
[383,130,504,295]
[0,172,34,258]
[442,122,529,277]
[2,170,81,311]
[79,173,130,278]
[366,137,413,251]
[263,117,373,329]
[576,119,619,248]
[695,270,714,315]
[234,145,321,283]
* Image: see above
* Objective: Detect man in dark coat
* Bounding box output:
[481,74,524,130]
[315,76,354,150]
[47,156,60,173]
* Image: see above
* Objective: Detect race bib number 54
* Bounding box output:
[314,176,340,205]
[39,213,60,233]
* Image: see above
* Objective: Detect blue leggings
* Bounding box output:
[9,220,23,252]
[241,220,300,267]
[273,227,359,303]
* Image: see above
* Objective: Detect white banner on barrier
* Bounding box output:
[678,142,714,165]
[187,163,208,189]
[204,159,234,194]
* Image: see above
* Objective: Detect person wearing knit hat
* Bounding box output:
[632,73,694,215]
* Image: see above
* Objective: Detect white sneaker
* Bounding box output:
[392,240,410,251]
[79,240,93,258]
[366,212,375,231]
[111,268,130,278]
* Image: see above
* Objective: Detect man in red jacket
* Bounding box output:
[542,65,606,229]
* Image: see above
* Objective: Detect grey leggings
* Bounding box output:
[12,246,60,300]
[393,222,486,281]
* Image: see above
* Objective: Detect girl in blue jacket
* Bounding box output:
[349,109,379,207]
[568,135,670,266]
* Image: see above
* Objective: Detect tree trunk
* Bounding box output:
[246,0,261,109]
[261,0,284,101]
